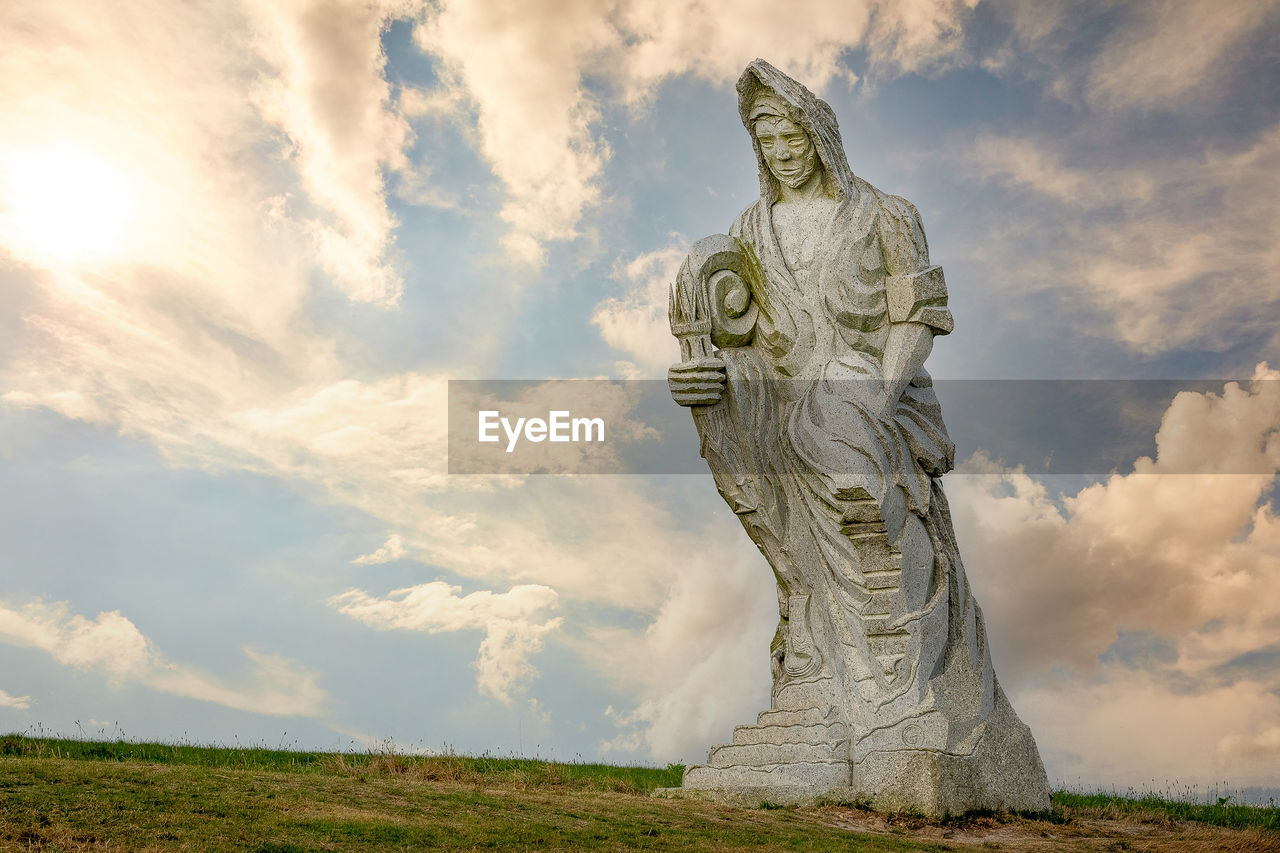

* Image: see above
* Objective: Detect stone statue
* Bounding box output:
[666,59,1051,814]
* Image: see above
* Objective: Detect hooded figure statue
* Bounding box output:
[666,59,1051,814]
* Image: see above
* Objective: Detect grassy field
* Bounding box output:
[2,735,1278,851]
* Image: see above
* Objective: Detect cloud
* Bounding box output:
[1083,0,1279,112]
[980,0,1279,113]
[353,534,407,565]
[951,2,1280,362]
[942,367,1280,783]
[0,598,327,717]
[247,0,424,303]
[0,0,444,495]
[1217,726,1280,775]
[226,374,452,487]
[1,4,651,706]
[414,0,979,264]
[591,243,685,378]
[0,0,473,501]
[0,688,33,710]
[329,581,563,702]
[572,524,778,763]
[1019,670,1280,787]
[950,365,1280,678]
[0,0,424,309]
[4,0,1276,786]
[2,303,734,614]
[216,378,692,615]
[962,123,1280,354]
[413,0,616,266]
[613,0,975,99]
[967,136,1154,207]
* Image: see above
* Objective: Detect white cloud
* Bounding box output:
[413,0,616,266]
[1218,726,1280,775]
[575,524,778,763]
[942,367,1280,784]
[1019,671,1280,788]
[0,0,443,497]
[0,0,424,319]
[4,0,1277,785]
[569,367,1280,776]
[197,378,691,620]
[591,243,685,378]
[943,3,1280,356]
[226,374,452,488]
[963,124,1280,354]
[2,317,729,617]
[951,365,1280,677]
[616,0,977,100]
[0,4,648,706]
[247,0,424,304]
[329,581,563,702]
[414,0,979,264]
[1084,0,1279,112]
[967,136,1154,207]
[981,0,1279,114]
[0,598,327,717]
[0,688,33,710]
[353,533,407,565]
[0,0,453,471]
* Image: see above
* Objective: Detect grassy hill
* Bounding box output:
[2,735,1278,851]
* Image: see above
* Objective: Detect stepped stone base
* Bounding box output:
[677,704,852,796]
[673,694,1050,816]
[654,784,861,808]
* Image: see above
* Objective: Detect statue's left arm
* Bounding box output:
[878,194,954,417]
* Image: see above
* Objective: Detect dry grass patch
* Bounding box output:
[2,737,1278,852]
[812,802,1280,852]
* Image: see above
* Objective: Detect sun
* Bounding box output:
[1,147,136,266]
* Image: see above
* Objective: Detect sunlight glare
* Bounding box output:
[1,148,137,266]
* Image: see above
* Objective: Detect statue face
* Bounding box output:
[753,116,820,191]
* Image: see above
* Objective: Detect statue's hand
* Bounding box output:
[668,357,726,407]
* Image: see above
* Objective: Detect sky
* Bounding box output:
[2,0,1280,794]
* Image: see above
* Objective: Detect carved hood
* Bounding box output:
[735,59,857,205]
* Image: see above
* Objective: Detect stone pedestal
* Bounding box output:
[848,689,1051,814]
[675,687,1050,815]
